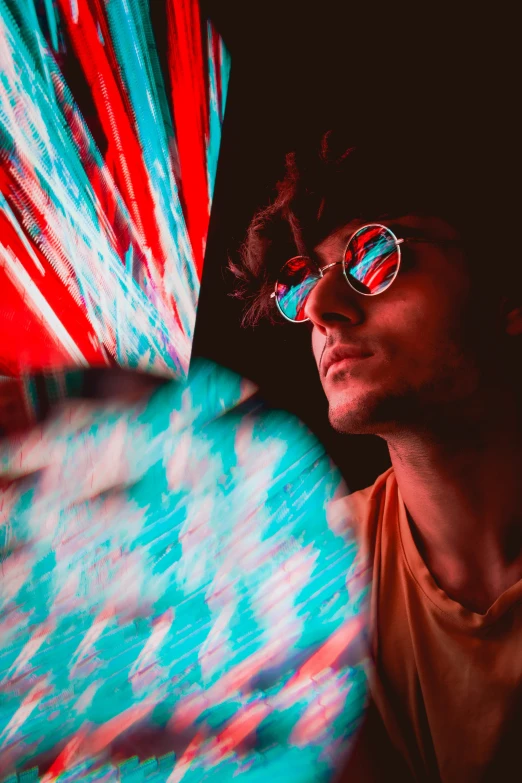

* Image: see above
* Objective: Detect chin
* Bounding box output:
[326,387,407,436]
[327,399,379,436]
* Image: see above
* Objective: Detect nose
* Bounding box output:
[304,261,365,333]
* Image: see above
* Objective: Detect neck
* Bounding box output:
[385,387,522,613]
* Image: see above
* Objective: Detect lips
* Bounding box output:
[323,346,373,377]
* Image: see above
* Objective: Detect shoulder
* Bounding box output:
[328,468,396,559]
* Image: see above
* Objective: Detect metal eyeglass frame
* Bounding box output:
[270,222,459,324]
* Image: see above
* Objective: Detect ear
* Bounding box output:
[501,298,522,337]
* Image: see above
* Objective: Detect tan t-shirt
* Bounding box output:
[334,468,522,782]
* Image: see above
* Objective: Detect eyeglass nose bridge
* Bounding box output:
[318,260,343,278]
[318,237,404,279]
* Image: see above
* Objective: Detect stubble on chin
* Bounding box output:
[326,384,424,437]
[326,365,483,440]
[326,389,387,436]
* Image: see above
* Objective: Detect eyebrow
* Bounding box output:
[323,221,437,249]
[308,220,453,271]
[385,222,433,239]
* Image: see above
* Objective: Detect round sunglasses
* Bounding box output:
[271,223,405,323]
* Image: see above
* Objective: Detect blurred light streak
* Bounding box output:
[0,0,230,377]
[0,360,369,779]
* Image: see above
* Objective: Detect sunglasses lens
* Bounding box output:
[344,224,400,295]
[275,256,319,322]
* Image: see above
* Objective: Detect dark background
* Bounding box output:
[193,2,514,490]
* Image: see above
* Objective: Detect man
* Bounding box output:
[231,127,522,781]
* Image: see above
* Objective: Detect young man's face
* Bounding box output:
[307,215,501,437]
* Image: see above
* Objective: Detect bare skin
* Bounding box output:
[306,215,522,614]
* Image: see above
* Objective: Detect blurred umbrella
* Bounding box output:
[0,360,369,781]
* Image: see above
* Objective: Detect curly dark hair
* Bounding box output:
[230,125,514,327]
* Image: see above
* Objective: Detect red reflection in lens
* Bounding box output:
[276,256,318,321]
[344,226,399,295]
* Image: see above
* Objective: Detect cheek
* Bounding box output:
[388,275,467,338]
[379,286,476,377]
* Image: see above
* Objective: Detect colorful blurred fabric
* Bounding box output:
[0,0,230,377]
[0,360,369,781]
